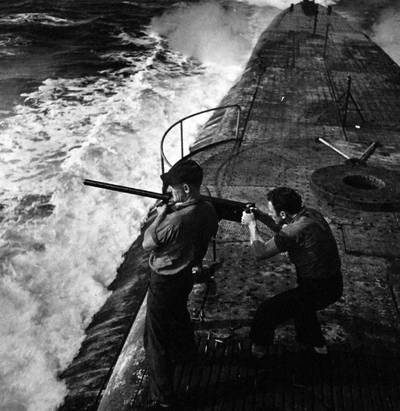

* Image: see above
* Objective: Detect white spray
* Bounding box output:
[0,2,279,410]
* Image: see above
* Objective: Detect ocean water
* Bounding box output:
[0,1,399,410]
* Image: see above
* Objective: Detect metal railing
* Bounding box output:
[160,104,241,174]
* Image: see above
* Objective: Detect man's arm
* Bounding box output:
[142,203,168,251]
[242,211,280,260]
[253,208,280,233]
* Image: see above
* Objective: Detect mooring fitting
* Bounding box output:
[315,137,381,165]
[315,137,351,160]
[358,141,382,164]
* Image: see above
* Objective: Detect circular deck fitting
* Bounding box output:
[342,174,386,190]
[311,164,400,211]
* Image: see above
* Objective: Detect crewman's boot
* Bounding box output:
[312,345,328,355]
[251,343,268,359]
[145,401,174,410]
[298,342,328,355]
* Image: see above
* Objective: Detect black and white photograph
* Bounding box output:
[1,1,400,410]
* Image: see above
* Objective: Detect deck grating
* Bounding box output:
[131,336,400,410]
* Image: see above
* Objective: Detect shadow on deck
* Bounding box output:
[132,334,400,411]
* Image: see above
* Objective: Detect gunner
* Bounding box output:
[241,187,342,357]
[142,159,218,410]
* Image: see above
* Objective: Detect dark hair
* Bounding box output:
[267,187,302,215]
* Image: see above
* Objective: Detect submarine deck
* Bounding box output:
[59,2,400,411]
[122,337,400,411]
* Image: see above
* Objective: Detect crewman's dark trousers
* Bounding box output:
[250,277,342,347]
[144,270,195,406]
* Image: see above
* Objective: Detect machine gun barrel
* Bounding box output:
[83,179,170,202]
[83,178,251,223]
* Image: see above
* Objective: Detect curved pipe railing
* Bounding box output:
[160,104,241,174]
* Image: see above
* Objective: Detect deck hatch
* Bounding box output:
[311,164,400,211]
[342,174,386,190]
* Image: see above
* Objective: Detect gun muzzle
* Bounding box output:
[245,203,256,213]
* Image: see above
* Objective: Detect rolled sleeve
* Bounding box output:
[155,220,180,246]
[150,228,161,247]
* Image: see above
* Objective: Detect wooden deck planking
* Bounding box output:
[130,338,400,411]
[129,336,400,410]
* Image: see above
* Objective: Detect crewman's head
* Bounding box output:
[266,187,302,224]
[160,159,203,203]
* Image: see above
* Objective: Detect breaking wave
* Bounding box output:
[0,1,279,410]
[1,0,399,410]
[0,13,93,27]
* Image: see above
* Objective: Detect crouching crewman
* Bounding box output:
[241,187,342,358]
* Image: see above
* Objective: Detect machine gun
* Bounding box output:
[83,179,278,229]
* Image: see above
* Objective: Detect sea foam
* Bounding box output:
[0,2,277,410]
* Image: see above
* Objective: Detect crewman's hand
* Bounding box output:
[156,202,168,218]
[241,210,256,227]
